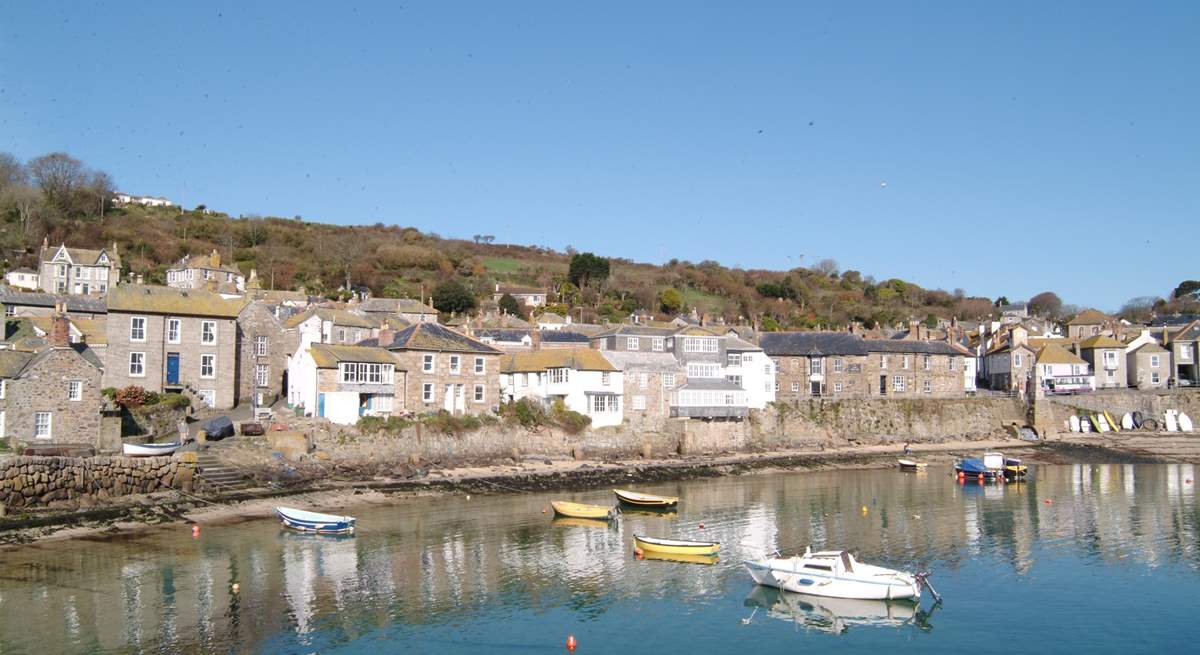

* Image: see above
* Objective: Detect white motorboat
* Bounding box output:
[123,441,183,457]
[745,547,937,602]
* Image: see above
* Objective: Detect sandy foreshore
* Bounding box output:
[0,437,1113,547]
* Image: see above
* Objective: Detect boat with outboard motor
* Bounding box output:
[744,547,939,602]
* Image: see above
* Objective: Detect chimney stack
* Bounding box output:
[210,248,221,268]
[50,302,70,347]
[531,329,542,350]
[377,321,395,348]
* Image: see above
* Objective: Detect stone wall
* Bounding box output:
[1039,388,1200,433]
[0,454,199,509]
[3,347,104,447]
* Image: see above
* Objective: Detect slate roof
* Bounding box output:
[107,285,247,318]
[0,349,35,377]
[475,328,531,343]
[1149,315,1200,328]
[760,332,870,357]
[540,330,590,344]
[358,297,438,315]
[0,289,107,314]
[1067,309,1111,326]
[537,312,566,324]
[724,336,763,352]
[590,325,679,339]
[309,343,404,368]
[7,267,35,274]
[169,251,241,275]
[863,339,964,356]
[1036,344,1087,365]
[361,322,502,354]
[45,244,118,267]
[1169,322,1200,342]
[282,307,375,329]
[26,316,108,345]
[601,351,683,373]
[1079,335,1125,349]
[500,348,617,373]
[1131,341,1167,354]
[496,284,545,296]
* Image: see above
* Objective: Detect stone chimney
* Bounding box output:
[210,249,221,268]
[1011,325,1028,348]
[50,302,70,347]
[907,319,920,341]
[531,329,542,350]
[377,321,395,348]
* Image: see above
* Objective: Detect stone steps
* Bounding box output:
[195,453,255,492]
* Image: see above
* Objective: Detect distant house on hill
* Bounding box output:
[357,297,439,325]
[4,268,39,291]
[114,191,175,208]
[493,284,547,307]
[166,250,245,292]
[37,238,120,296]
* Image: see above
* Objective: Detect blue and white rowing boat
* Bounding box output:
[123,441,183,457]
[275,506,357,535]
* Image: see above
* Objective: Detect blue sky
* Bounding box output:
[1,2,1196,311]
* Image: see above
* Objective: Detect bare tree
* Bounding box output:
[814,258,840,277]
[27,152,86,211]
[0,152,26,193]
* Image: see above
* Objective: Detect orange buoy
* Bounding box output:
[192,525,201,538]
[699,523,705,529]
[566,634,577,651]
[634,547,644,559]
[1045,499,1052,504]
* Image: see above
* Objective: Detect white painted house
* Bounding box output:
[287,343,405,425]
[1035,344,1095,395]
[4,268,39,291]
[499,348,624,427]
[723,336,775,409]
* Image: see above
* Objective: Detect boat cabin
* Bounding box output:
[796,549,857,575]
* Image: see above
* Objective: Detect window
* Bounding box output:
[687,362,721,378]
[1151,372,1160,384]
[255,364,269,387]
[423,354,435,372]
[167,318,181,344]
[549,368,569,384]
[449,355,461,374]
[339,363,394,384]
[627,337,639,350]
[727,353,741,367]
[923,355,931,371]
[950,357,957,371]
[1043,365,1052,376]
[833,382,843,393]
[902,355,910,370]
[68,380,82,401]
[130,316,146,342]
[56,281,66,293]
[632,395,646,410]
[811,358,823,375]
[601,372,611,386]
[591,394,619,413]
[662,373,676,388]
[466,384,481,403]
[520,373,529,387]
[34,412,52,439]
[923,380,932,393]
[129,352,145,377]
[56,264,66,277]
[474,357,485,374]
[4,306,13,317]
[1104,351,1117,365]
[652,338,664,352]
[764,362,772,375]
[791,382,800,393]
[880,355,888,369]
[1014,353,1022,367]
[726,375,742,387]
[892,375,905,392]
[255,336,268,356]
[0,379,5,399]
[682,337,717,353]
[422,383,434,403]
[833,358,844,373]
[338,328,347,342]
[639,373,648,389]
[198,390,215,407]
[1150,355,1160,368]
[72,265,81,278]
[201,320,216,345]
[201,354,216,378]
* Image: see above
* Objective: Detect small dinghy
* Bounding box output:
[955,457,998,479]
[1179,413,1194,432]
[123,442,182,457]
[1105,411,1120,432]
[897,459,927,471]
[634,534,719,556]
[275,507,356,535]
[1069,415,1081,432]
[1121,413,1134,430]
[745,547,938,602]
[613,488,678,508]
[1165,411,1179,432]
[551,500,617,520]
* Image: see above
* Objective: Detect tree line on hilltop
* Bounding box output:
[2,151,1195,327]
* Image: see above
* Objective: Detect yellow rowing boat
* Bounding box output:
[613,488,679,508]
[634,534,720,556]
[551,500,616,520]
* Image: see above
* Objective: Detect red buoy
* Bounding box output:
[1045,499,1052,504]
[566,634,577,651]
[192,525,201,538]
[699,523,705,529]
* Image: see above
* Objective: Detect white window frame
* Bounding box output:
[255,364,269,387]
[422,382,434,403]
[727,353,741,367]
[652,338,664,352]
[892,375,905,392]
[833,382,843,393]
[791,382,800,393]
[601,372,611,386]
[639,373,648,389]
[923,379,932,393]
[811,358,823,375]
[129,316,147,342]
[682,337,717,353]
[474,357,485,374]
[129,352,146,377]
[201,320,217,345]
[68,379,82,401]
[255,335,268,357]
[201,354,216,378]
[549,368,569,384]
[0,379,5,399]
[1014,353,1022,367]
[473,384,485,403]
[34,411,52,439]
[167,318,181,344]
[198,389,215,407]
[627,336,639,350]
[632,394,646,410]
[339,362,394,384]
[1151,371,1160,384]
[833,358,843,373]
[880,355,888,369]
[1150,355,1160,368]
[662,373,676,389]
[423,354,435,372]
[902,355,910,370]
[923,355,931,371]
[449,355,461,375]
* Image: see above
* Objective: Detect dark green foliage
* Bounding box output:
[1173,280,1200,301]
[568,252,610,288]
[431,279,477,314]
[498,292,523,317]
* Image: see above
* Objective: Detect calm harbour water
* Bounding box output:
[1,463,1199,654]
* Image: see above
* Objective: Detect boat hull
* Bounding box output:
[634,535,719,556]
[551,501,615,520]
[897,459,926,471]
[745,558,920,600]
[613,488,678,508]
[123,442,182,457]
[275,507,356,535]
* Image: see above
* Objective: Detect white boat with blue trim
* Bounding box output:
[275,506,356,535]
[123,441,183,457]
[745,547,937,602]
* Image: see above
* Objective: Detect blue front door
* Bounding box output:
[166,353,180,385]
[318,393,326,418]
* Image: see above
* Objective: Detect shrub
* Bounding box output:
[160,394,192,410]
[101,387,118,399]
[113,385,151,408]
[501,398,549,430]
[357,415,416,434]
[422,411,485,435]
[554,407,591,434]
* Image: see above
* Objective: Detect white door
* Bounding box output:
[0,410,5,439]
[455,384,465,413]
[443,384,454,412]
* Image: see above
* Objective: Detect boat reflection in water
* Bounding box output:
[639,551,720,566]
[550,516,614,530]
[743,585,930,635]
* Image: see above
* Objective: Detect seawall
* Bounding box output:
[0,455,200,510]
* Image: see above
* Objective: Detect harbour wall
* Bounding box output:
[0,455,200,510]
[1038,389,1200,433]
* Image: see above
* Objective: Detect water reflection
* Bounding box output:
[0,464,1197,653]
[743,585,921,634]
